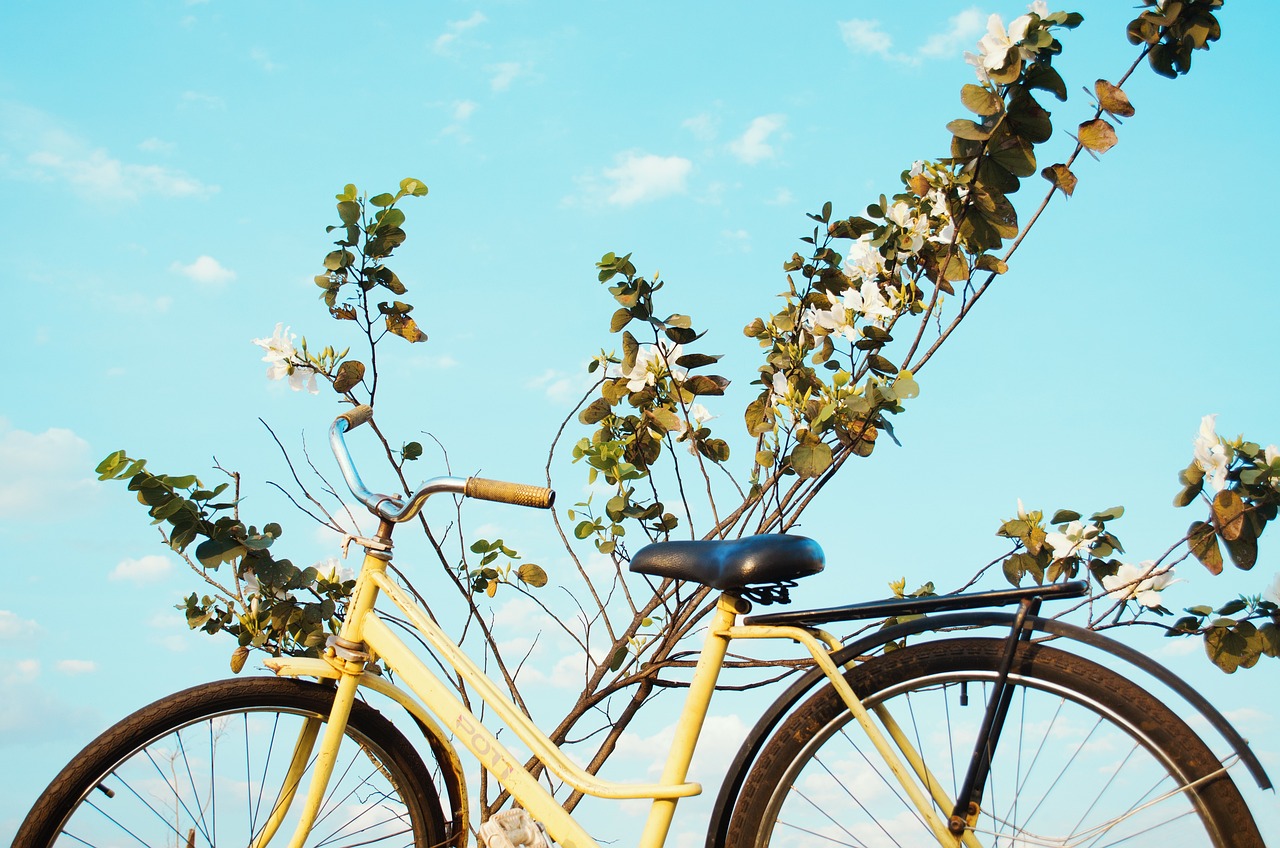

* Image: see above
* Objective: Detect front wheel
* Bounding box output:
[725,638,1262,847]
[15,676,449,848]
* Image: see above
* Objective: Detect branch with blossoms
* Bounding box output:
[988,413,1280,672]
[96,0,1273,823]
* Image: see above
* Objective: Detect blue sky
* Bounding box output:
[2,1,1277,843]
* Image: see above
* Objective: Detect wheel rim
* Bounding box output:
[51,704,425,848]
[754,669,1224,848]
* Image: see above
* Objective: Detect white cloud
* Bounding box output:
[839,18,893,57]
[728,115,786,165]
[56,659,97,675]
[919,8,986,59]
[180,90,225,110]
[171,254,236,287]
[721,229,751,252]
[766,187,795,206]
[453,100,477,122]
[109,554,174,584]
[527,368,590,403]
[489,61,525,92]
[435,11,488,52]
[138,137,175,154]
[0,421,96,520]
[0,100,217,200]
[840,9,985,64]
[600,152,693,206]
[682,113,718,142]
[0,610,39,641]
[250,47,280,72]
[0,660,99,745]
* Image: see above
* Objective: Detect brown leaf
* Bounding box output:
[1077,119,1118,153]
[1211,489,1248,541]
[385,313,428,343]
[1040,163,1078,197]
[1094,80,1136,118]
[1187,521,1223,575]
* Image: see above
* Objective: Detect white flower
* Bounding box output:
[1027,1,1049,18]
[976,13,1035,73]
[1102,561,1181,609]
[844,239,888,286]
[1264,444,1280,467]
[317,557,355,584]
[1044,520,1097,561]
[251,323,319,394]
[1192,414,1231,493]
[606,341,687,392]
[1264,573,1280,606]
[963,51,992,85]
[886,201,928,255]
[857,280,897,325]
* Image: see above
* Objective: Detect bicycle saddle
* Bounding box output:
[629,534,824,598]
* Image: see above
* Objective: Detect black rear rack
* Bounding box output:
[743,580,1088,627]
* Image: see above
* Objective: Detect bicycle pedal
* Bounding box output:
[478,808,549,848]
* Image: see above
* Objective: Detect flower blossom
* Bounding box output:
[252,323,319,394]
[607,341,688,392]
[1102,561,1180,609]
[1044,520,1097,561]
[886,201,929,257]
[1264,573,1280,606]
[975,12,1036,73]
[845,239,888,286]
[1192,414,1231,493]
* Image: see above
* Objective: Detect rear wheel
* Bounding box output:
[15,676,449,848]
[726,638,1261,847]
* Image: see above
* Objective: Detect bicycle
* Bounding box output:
[15,405,1272,847]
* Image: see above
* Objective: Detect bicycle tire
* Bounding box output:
[724,638,1262,848]
[14,676,449,848]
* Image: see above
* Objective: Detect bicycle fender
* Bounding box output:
[264,657,470,848]
[704,610,1272,848]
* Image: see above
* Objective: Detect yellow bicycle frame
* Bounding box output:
[263,540,976,848]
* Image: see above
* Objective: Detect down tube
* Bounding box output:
[360,613,604,848]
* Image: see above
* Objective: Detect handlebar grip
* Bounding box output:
[338,405,374,430]
[464,477,556,509]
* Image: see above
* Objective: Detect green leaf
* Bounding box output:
[947,118,993,141]
[369,192,396,208]
[376,208,406,231]
[684,375,729,396]
[1188,521,1223,575]
[574,520,596,540]
[1090,505,1124,522]
[960,84,1003,117]
[337,201,360,226]
[1050,510,1081,525]
[517,563,548,588]
[1223,528,1258,571]
[608,646,627,672]
[610,309,632,333]
[399,177,429,197]
[790,441,833,480]
[401,441,423,461]
[578,397,613,425]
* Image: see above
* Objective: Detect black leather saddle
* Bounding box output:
[629,534,824,603]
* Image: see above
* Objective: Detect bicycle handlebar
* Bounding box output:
[329,405,555,523]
